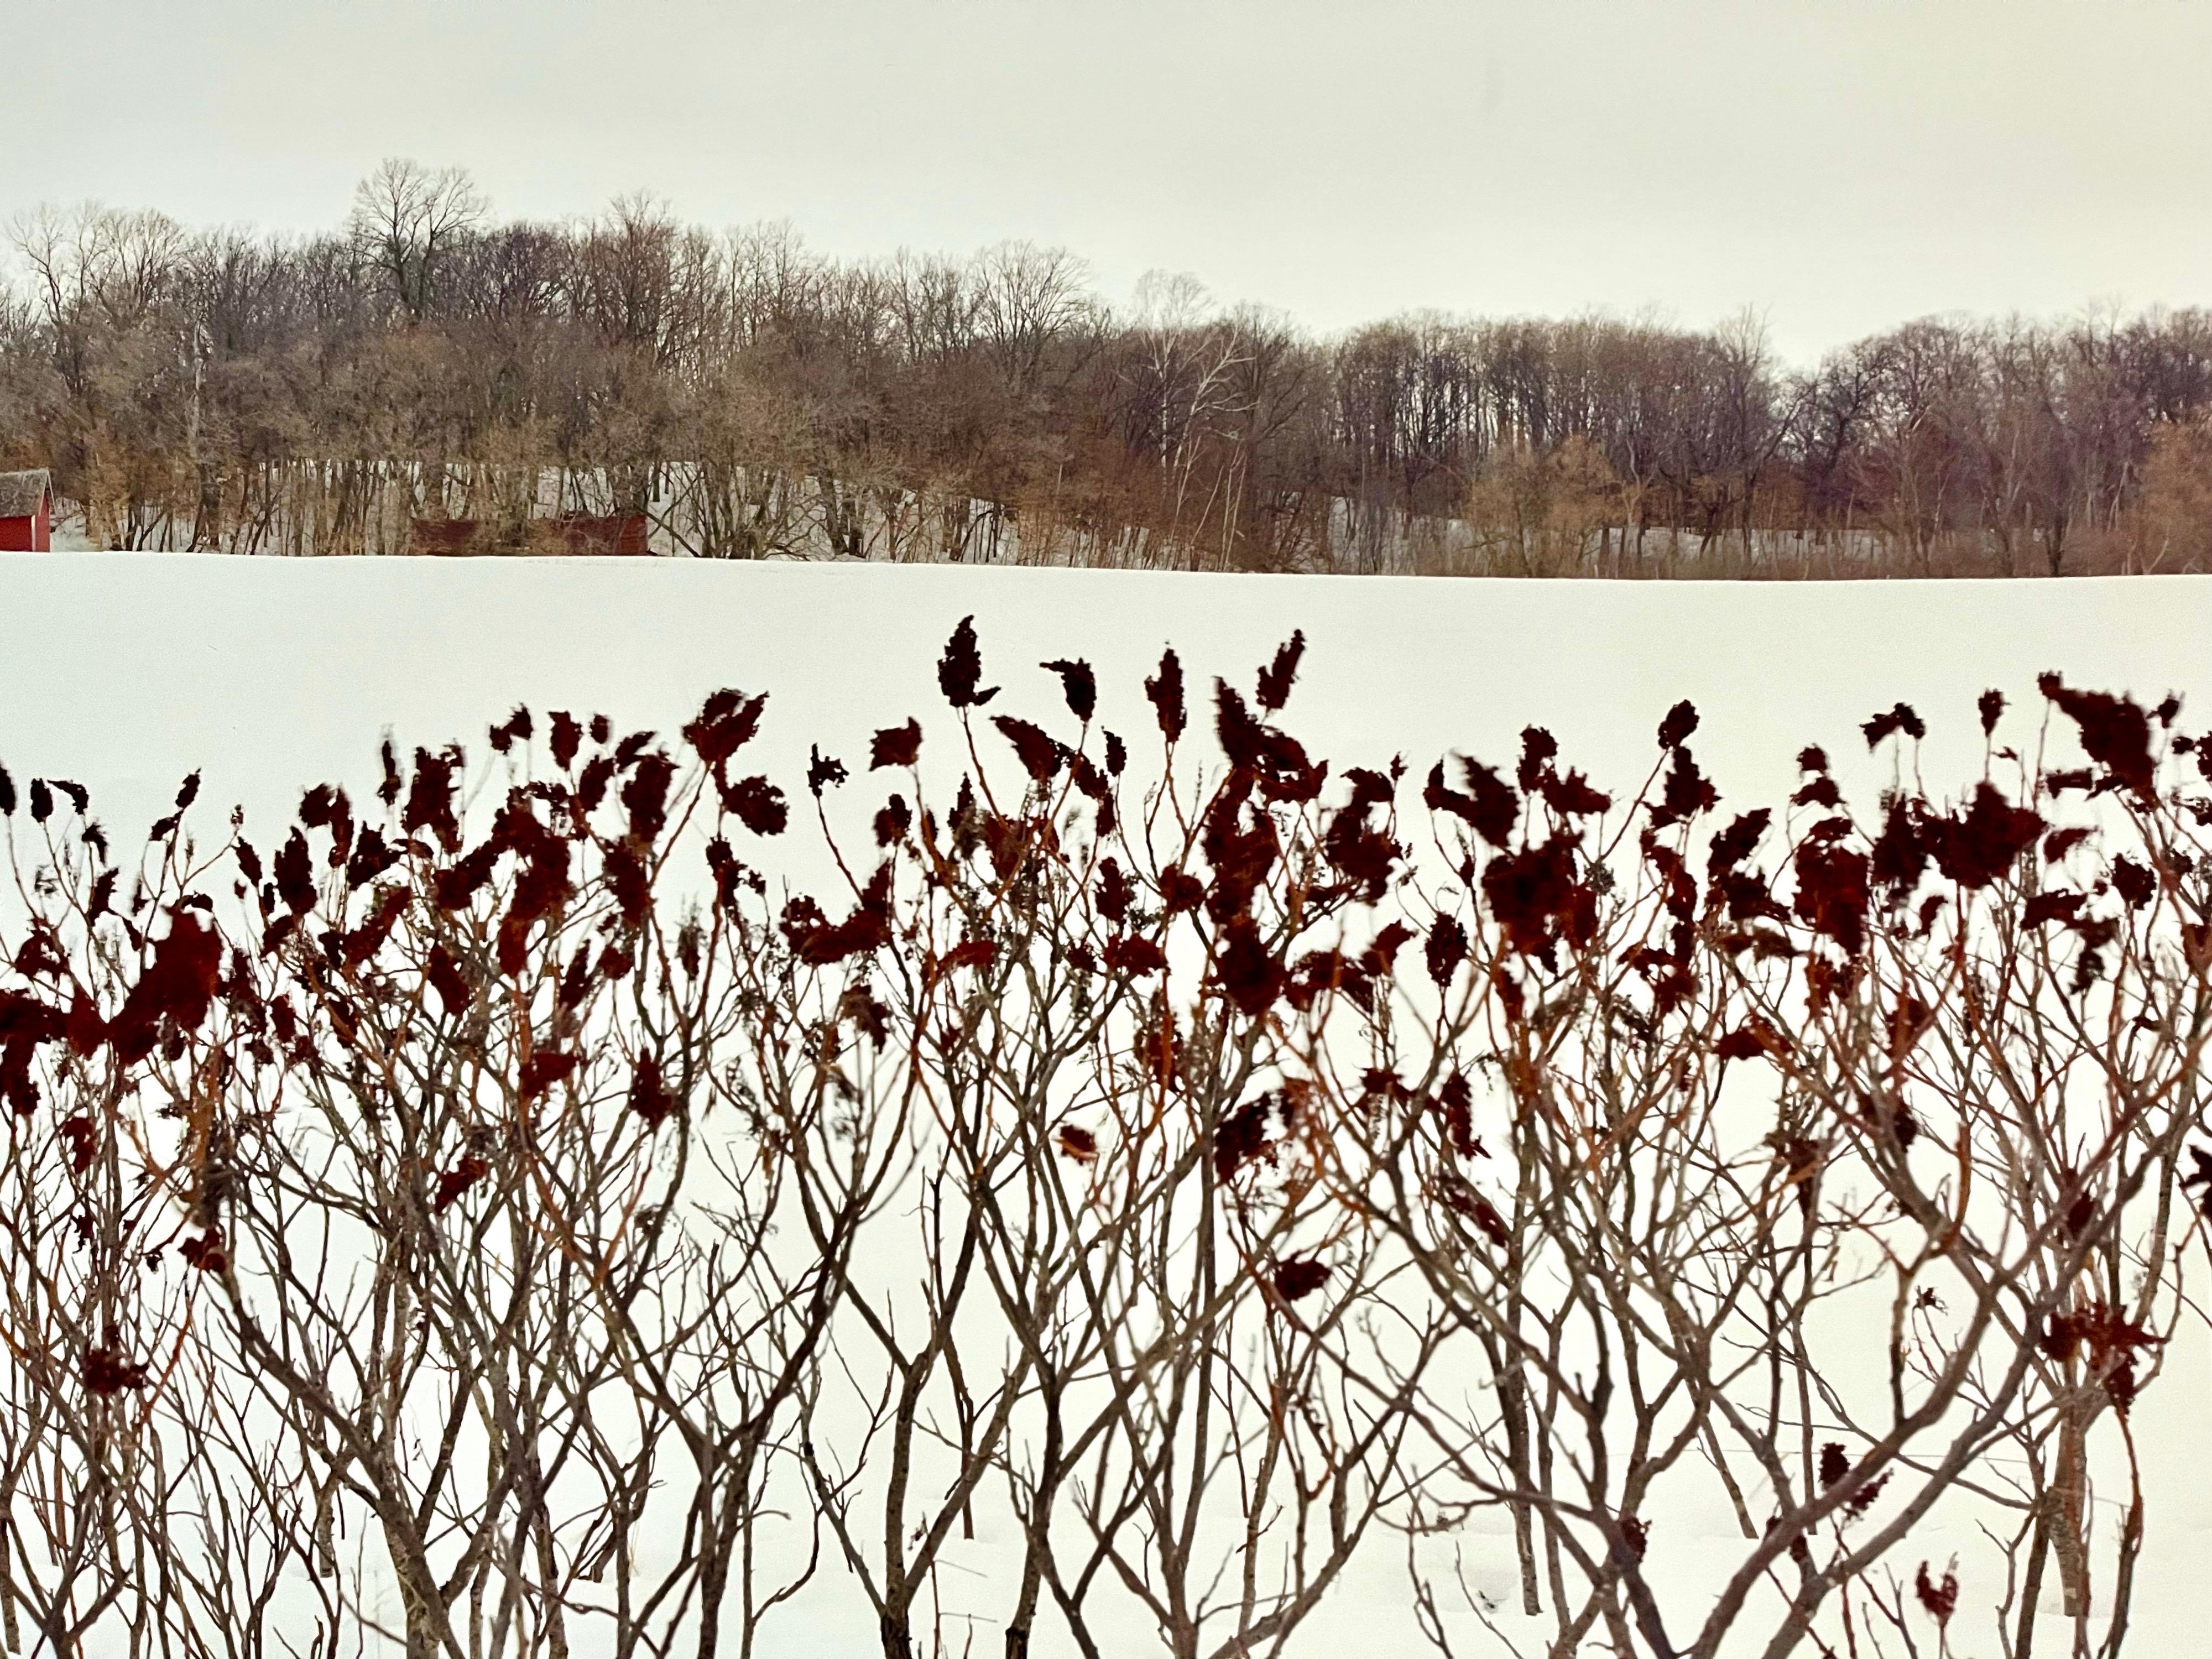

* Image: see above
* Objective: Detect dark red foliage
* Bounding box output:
[1097,857,1134,922]
[629,1053,676,1129]
[1103,935,1167,977]
[1861,703,1926,747]
[426,945,471,1014]
[1618,1516,1649,1564]
[2043,826,2093,863]
[870,718,922,769]
[81,1344,150,1396]
[874,795,911,846]
[1426,759,1519,849]
[1708,810,1770,874]
[1322,782,1400,900]
[1516,728,1559,791]
[547,712,582,770]
[341,885,410,969]
[1437,1173,1510,1246]
[1284,949,1363,1015]
[346,827,403,890]
[1214,684,1325,802]
[2022,890,2084,927]
[1540,769,1611,819]
[432,1154,488,1215]
[938,615,999,709]
[785,864,895,964]
[1793,841,1870,956]
[519,1050,579,1103]
[1041,659,1097,723]
[300,784,352,842]
[1979,689,2006,735]
[1915,1563,1959,1625]
[2111,854,2155,909]
[1438,1070,1483,1159]
[994,717,1063,784]
[1426,912,1469,987]
[1841,1472,1891,1521]
[1715,1021,1783,1063]
[488,705,533,753]
[604,842,650,925]
[0,763,12,815]
[806,747,847,799]
[1819,1441,1850,1489]
[1104,731,1127,775]
[1201,792,1280,923]
[622,753,675,843]
[1214,1093,1276,1180]
[1145,648,1186,741]
[179,1228,228,1275]
[498,839,572,975]
[1869,800,1928,904]
[705,838,753,913]
[721,774,788,836]
[1658,700,1699,750]
[1255,630,1305,713]
[2039,1302,2164,1413]
[1924,783,2043,890]
[1792,775,1842,810]
[1159,867,1206,914]
[683,689,766,768]
[109,911,223,1065]
[2040,674,2157,800]
[431,842,500,913]
[1343,766,1394,808]
[59,1113,94,1173]
[1056,1123,1098,1163]
[273,830,316,915]
[576,755,616,814]
[12,927,65,979]
[1482,838,1592,966]
[1360,921,1415,979]
[2182,1147,2212,1219]
[1649,748,1718,830]
[1212,917,1285,1016]
[403,748,463,852]
[1274,1256,1331,1303]
[936,939,998,978]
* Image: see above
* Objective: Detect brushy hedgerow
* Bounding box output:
[0,624,2208,1659]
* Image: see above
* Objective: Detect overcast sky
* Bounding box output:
[6,0,2209,362]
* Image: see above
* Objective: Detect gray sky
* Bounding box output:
[7,0,2210,362]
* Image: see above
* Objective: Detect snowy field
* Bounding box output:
[3,555,2205,841]
[1,554,2207,1653]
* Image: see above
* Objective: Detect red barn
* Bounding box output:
[0,470,53,552]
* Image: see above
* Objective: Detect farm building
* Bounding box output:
[0,471,52,552]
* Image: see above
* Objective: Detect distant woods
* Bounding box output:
[6,160,2212,573]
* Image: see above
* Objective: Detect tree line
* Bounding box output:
[6,161,2212,572]
[1,619,2206,1656]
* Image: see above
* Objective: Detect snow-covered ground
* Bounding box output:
[3,555,2204,838]
[2,554,2207,1653]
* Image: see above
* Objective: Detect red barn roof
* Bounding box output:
[0,470,50,519]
